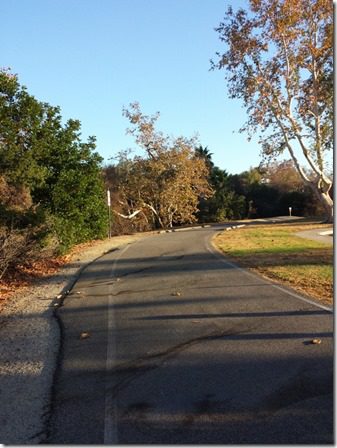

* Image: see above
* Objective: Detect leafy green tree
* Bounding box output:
[51,164,107,250]
[247,183,281,218]
[195,149,246,222]
[0,69,48,189]
[0,68,108,253]
[31,119,108,251]
[227,167,279,218]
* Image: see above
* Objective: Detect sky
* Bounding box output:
[0,0,265,174]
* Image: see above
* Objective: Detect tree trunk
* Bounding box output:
[318,191,333,224]
[310,183,333,224]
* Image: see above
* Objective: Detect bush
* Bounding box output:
[0,225,46,280]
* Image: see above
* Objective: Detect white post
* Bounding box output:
[289,206,292,217]
[107,190,111,238]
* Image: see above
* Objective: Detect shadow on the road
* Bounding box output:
[135,309,330,320]
[32,244,333,292]
[61,298,332,314]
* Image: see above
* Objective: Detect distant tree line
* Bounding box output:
[195,146,326,223]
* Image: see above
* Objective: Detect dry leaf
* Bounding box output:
[311,338,322,345]
[80,332,91,340]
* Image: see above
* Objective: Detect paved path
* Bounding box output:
[48,226,333,444]
[296,228,333,245]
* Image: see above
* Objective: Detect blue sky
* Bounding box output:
[0,0,264,174]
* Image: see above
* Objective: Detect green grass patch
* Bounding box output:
[214,223,333,305]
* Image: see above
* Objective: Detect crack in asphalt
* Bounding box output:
[118,266,154,278]
[106,324,256,399]
[114,253,186,280]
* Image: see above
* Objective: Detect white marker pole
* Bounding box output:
[107,190,111,238]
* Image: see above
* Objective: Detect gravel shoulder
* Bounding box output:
[0,233,147,445]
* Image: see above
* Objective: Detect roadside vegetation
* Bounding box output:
[214,222,333,305]
[0,69,108,282]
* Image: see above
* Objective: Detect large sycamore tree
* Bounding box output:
[112,103,213,229]
[213,0,333,222]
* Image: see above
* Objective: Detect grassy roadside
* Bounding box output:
[213,222,333,306]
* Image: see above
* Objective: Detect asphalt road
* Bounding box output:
[48,226,333,444]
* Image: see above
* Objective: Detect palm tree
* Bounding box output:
[195,145,214,169]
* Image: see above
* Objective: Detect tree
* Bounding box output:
[195,145,214,169]
[31,118,108,251]
[262,159,309,192]
[0,68,108,253]
[213,0,333,222]
[111,103,213,229]
[0,68,48,190]
[228,167,281,218]
[237,167,263,191]
[262,159,326,216]
[246,182,281,217]
[194,148,246,222]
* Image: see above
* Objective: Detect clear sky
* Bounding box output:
[0,0,265,174]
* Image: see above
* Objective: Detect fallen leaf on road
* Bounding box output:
[171,291,181,296]
[80,332,91,340]
[311,338,322,345]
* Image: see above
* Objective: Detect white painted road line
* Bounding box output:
[104,244,131,445]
